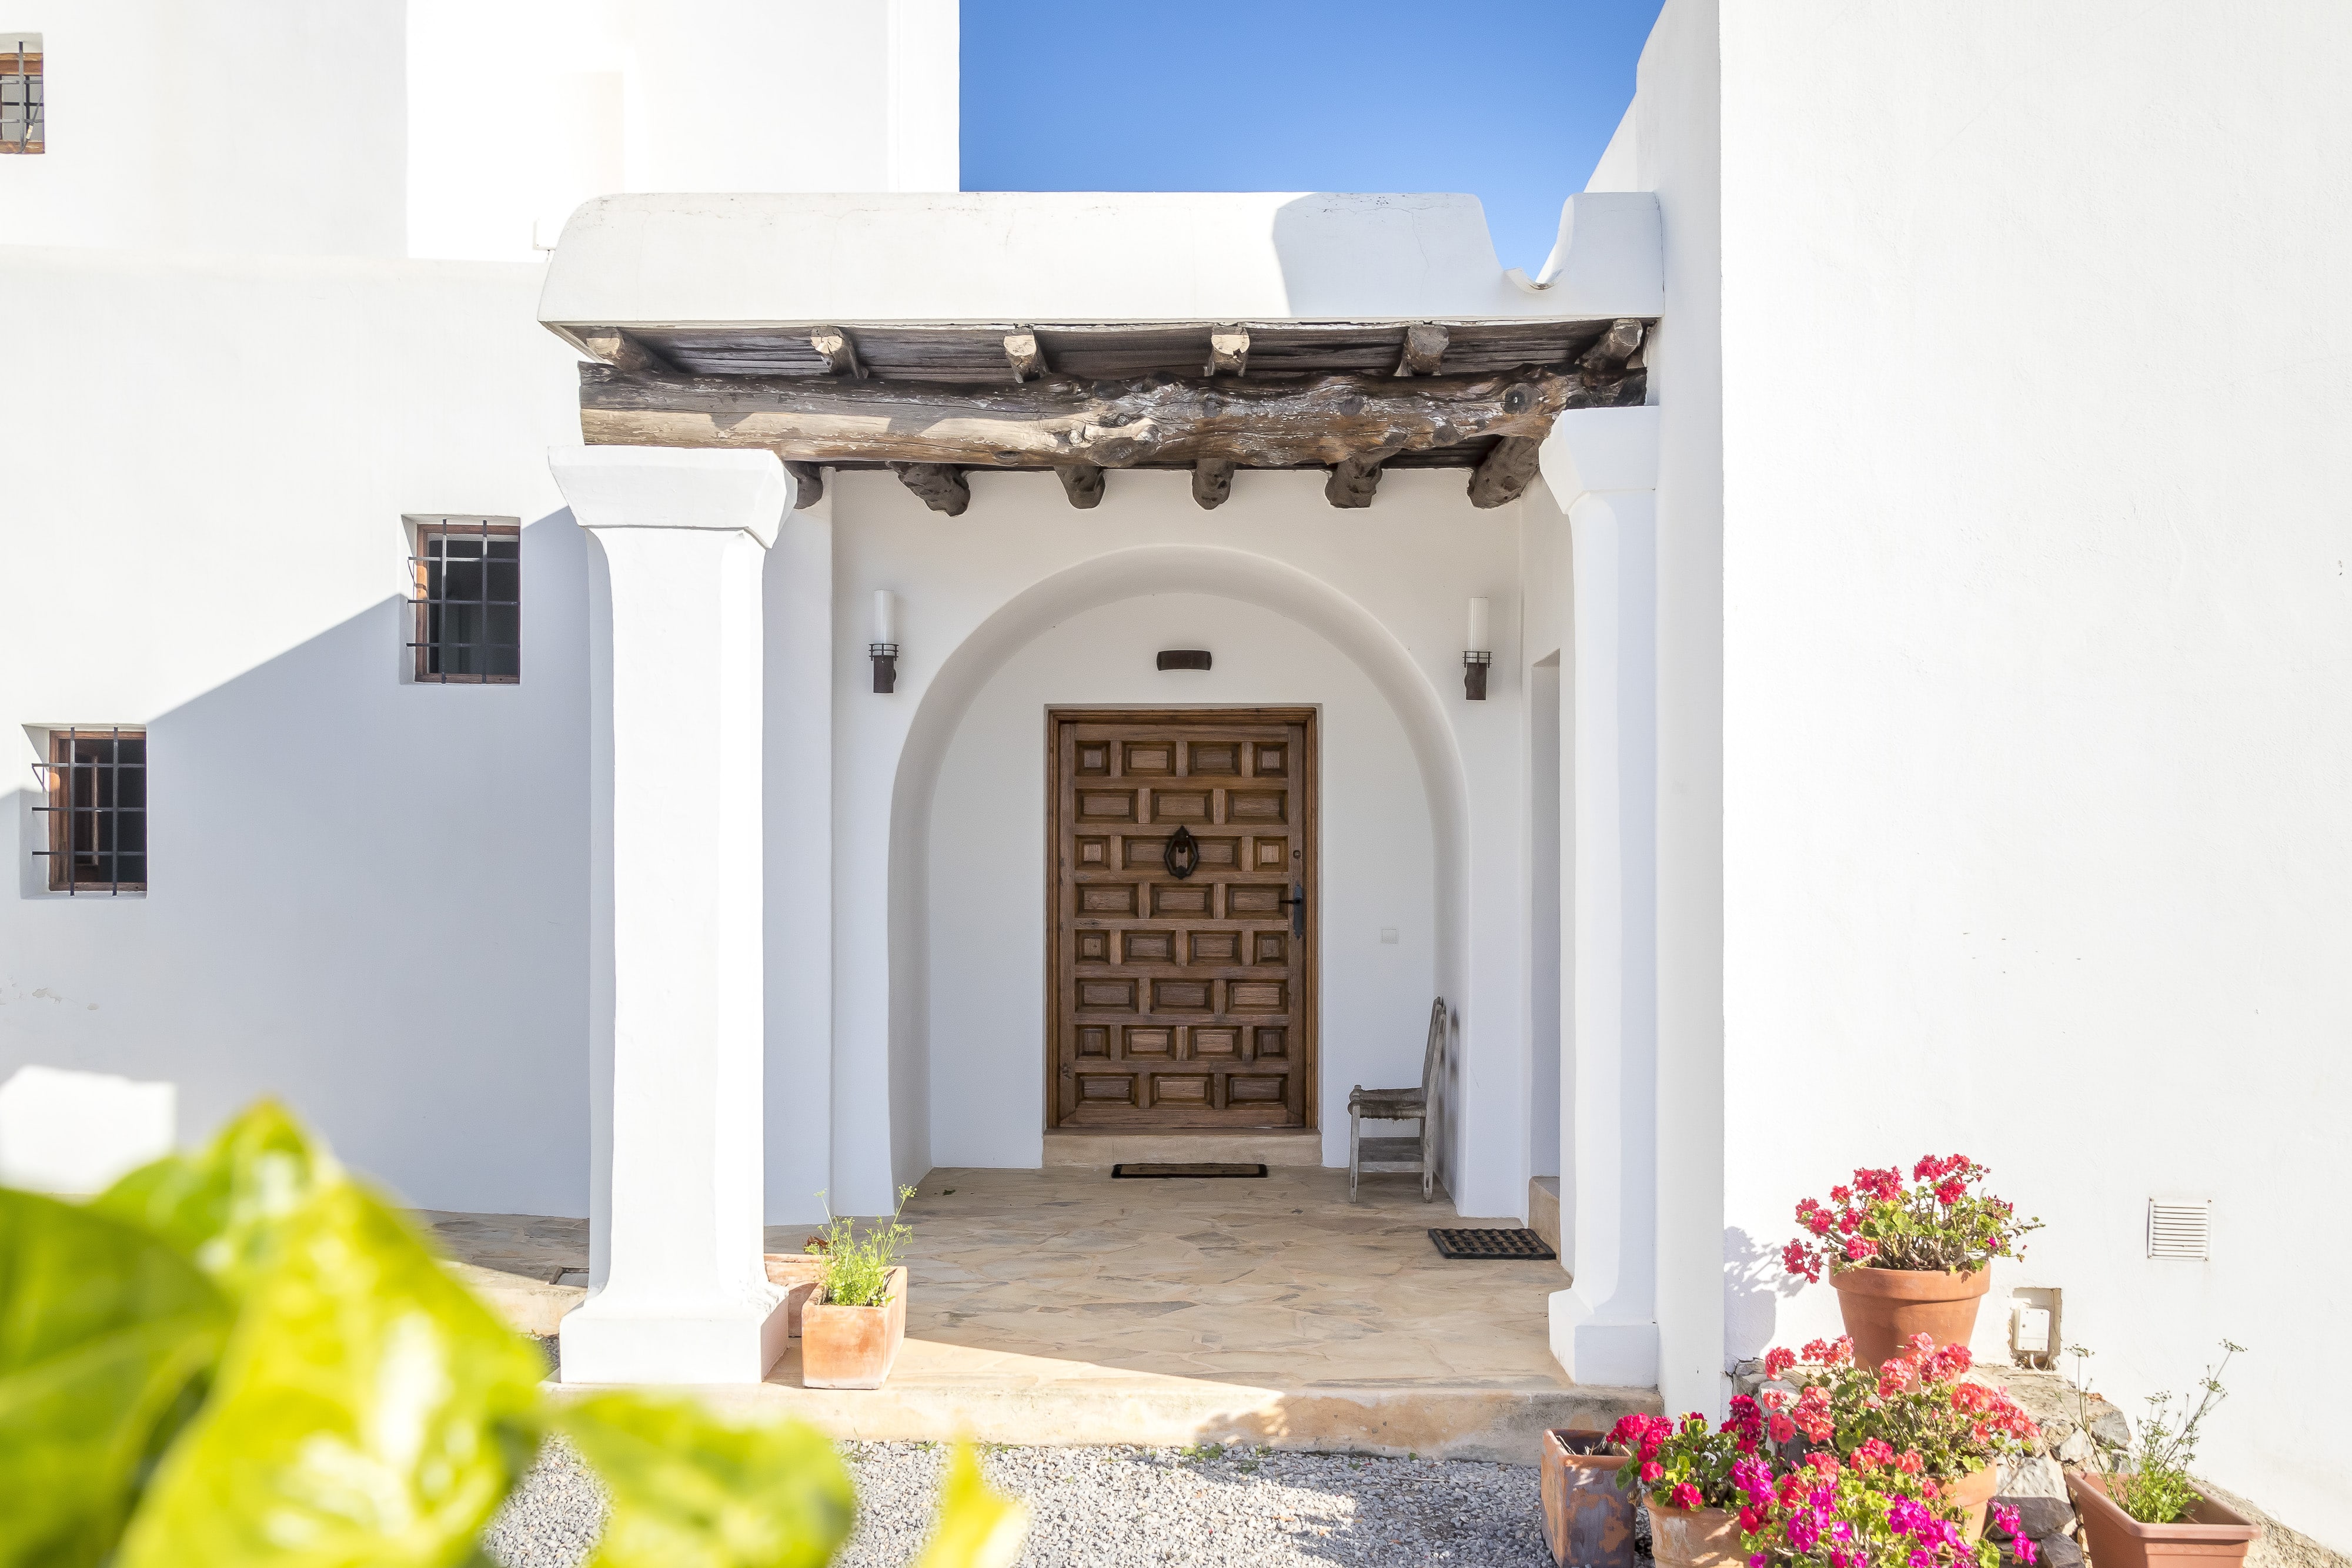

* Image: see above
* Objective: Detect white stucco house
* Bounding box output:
[3,0,2346,1546]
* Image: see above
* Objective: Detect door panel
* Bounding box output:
[1048,708,1317,1130]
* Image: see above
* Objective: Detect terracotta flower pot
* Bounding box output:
[800,1265,907,1390]
[1645,1503,1743,1568]
[1539,1430,1636,1568]
[2067,1472,2260,1568]
[761,1253,824,1336]
[1829,1265,1990,1368]
[1943,1462,1999,1542]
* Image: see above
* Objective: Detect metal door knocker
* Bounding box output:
[1164,825,1200,880]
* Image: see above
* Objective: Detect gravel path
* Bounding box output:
[484,1439,1576,1567]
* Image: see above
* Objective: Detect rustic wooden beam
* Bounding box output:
[1004,331,1045,382]
[890,462,968,516]
[1579,318,1645,370]
[1395,323,1449,377]
[577,362,1643,469]
[810,326,864,378]
[1192,459,1235,510]
[1325,454,1388,509]
[1057,464,1104,509]
[1207,327,1250,377]
[580,330,674,374]
[783,460,825,509]
[1466,436,1543,509]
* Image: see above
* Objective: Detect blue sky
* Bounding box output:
[959,1,1664,274]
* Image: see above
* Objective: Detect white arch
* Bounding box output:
[881,543,1472,1182]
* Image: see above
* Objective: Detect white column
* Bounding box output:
[1540,408,1663,1389]
[550,446,795,1385]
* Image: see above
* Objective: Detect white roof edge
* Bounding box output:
[537,190,1662,329]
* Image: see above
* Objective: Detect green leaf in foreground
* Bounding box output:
[0,1190,233,1568]
[115,1179,546,1568]
[913,1444,1028,1568]
[555,1393,856,1568]
[92,1099,338,1296]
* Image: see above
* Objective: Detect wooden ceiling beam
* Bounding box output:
[1466,436,1542,509]
[1395,323,1449,376]
[1579,317,1645,370]
[810,326,864,377]
[579,329,676,374]
[1004,330,1045,382]
[576,361,1644,469]
[1325,453,1389,509]
[1192,459,1235,510]
[1057,463,1104,509]
[889,462,968,516]
[781,459,825,509]
[1207,327,1250,377]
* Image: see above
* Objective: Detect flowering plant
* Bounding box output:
[1759,1333,2040,1483]
[1607,1409,1764,1511]
[1783,1155,2042,1282]
[1732,1450,2034,1568]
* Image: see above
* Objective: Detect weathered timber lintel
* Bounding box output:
[577,362,1645,470]
[1466,436,1542,509]
[1057,463,1104,509]
[890,462,968,516]
[1192,459,1235,510]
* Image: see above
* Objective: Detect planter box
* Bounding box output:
[761,1253,825,1337]
[2067,1472,2260,1568]
[800,1265,907,1390]
[1645,1503,1742,1568]
[1539,1430,1635,1568]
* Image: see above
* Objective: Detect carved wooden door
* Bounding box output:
[1048,708,1317,1130]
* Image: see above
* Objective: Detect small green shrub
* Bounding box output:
[2071,1340,2244,1525]
[810,1186,915,1308]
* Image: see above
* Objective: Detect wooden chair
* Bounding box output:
[1348,997,1446,1203]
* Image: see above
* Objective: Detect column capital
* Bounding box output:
[549,446,794,547]
[1538,405,1661,509]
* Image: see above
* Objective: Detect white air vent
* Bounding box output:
[2147,1200,2211,1261]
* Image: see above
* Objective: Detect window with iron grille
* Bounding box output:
[409,518,520,683]
[2,35,41,154]
[35,728,146,894]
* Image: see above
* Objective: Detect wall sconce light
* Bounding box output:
[1464,597,1492,701]
[870,589,898,694]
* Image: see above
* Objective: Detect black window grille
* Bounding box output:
[2,36,41,154]
[34,728,146,894]
[409,520,520,683]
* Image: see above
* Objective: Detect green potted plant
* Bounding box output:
[1782,1155,2042,1367]
[1756,1332,2040,1540]
[801,1185,916,1390]
[1608,1411,1756,1568]
[2064,1342,2260,1568]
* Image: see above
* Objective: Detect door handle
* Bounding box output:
[1277,882,1305,937]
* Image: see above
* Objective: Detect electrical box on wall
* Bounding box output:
[2007,1286,2062,1368]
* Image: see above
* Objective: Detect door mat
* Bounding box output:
[1111,1162,1269,1179]
[1428,1227,1557,1260]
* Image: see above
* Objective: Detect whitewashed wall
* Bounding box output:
[0,0,957,263]
[925,592,1439,1171]
[0,248,587,1212]
[1618,0,2352,1544]
[0,0,406,255]
[824,467,1531,1220]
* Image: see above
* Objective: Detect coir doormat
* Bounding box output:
[1111,1162,1269,1179]
[1428,1227,1557,1260]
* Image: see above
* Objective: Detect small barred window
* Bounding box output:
[409,519,520,683]
[36,728,146,893]
[2,35,40,153]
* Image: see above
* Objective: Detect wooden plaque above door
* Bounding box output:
[1047,708,1318,1131]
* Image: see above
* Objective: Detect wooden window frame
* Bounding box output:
[408,517,522,684]
[37,727,147,894]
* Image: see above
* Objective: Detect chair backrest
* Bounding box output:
[1419,997,1447,1100]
